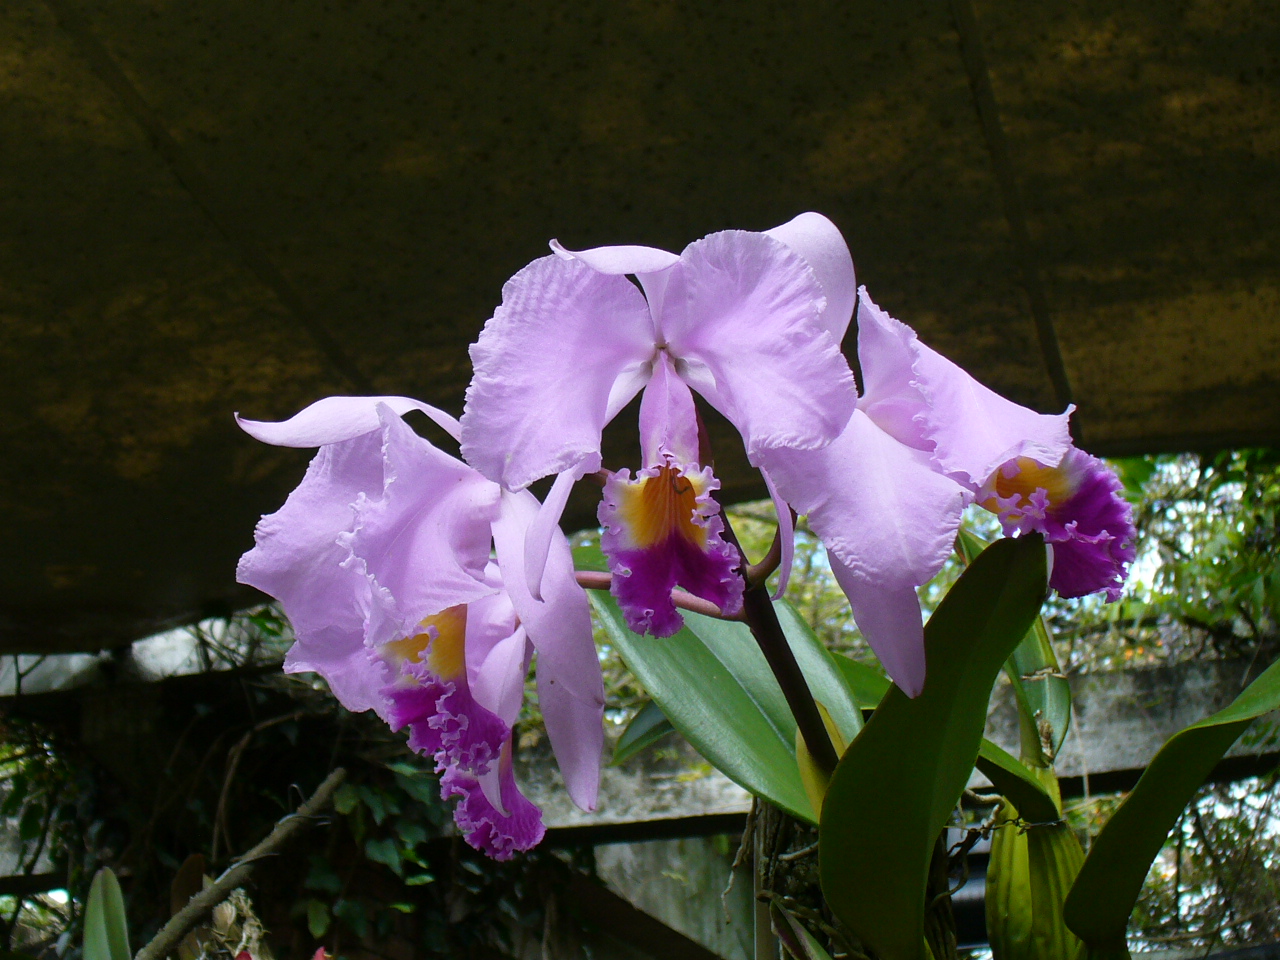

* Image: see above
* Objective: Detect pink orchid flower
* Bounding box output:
[764,287,1135,696]
[236,397,604,859]
[460,213,860,633]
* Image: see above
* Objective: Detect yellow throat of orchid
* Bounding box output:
[980,456,1074,513]
[616,464,707,550]
[383,604,467,681]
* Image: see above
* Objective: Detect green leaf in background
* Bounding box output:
[84,867,131,960]
[772,902,835,960]
[836,656,1059,823]
[1063,654,1280,954]
[589,590,864,823]
[612,700,676,765]
[831,652,891,709]
[1006,616,1072,763]
[974,740,1060,824]
[306,899,331,938]
[819,534,1048,960]
[959,527,1071,763]
[1108,456,1157,505]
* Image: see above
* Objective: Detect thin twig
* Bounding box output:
[212,711,306,861]
[135,768,346,960]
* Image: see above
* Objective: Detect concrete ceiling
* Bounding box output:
[3,0,1278,653]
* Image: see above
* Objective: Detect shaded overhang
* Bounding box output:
[3,0,1278,653]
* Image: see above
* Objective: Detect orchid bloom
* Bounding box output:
[460,213,860,633]
[764,286,1135,696]
[235,397,604,859]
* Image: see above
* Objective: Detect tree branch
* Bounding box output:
[134,768,346,960]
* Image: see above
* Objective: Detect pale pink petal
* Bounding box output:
[236,395,459,446]
[467,599,531,729]
[523,458,598,600]
[856,288,1074,486]
[493,491,604,811]
[760,468,795,600]
[661,230,857,461]
[855,290,932,450]
[237,429,388,715]
[914,345,1074,486]
[549,239,681,275]
[765,212,857,343]
[830,566,927,699]
[346,407,500,638]
[284,630,390,719]
[462,255,656,489]
[762,409,967,697]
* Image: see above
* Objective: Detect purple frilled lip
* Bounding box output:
[597,353,743,637]
[978,448,1137,602]
[235,397,604,859]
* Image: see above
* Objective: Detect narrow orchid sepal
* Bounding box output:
[236,395,460,446]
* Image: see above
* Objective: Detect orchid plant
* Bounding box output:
[237,215,1280,960]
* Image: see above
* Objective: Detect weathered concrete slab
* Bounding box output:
[983,659,1280,786]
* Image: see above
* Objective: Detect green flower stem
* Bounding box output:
[720,511,840,777]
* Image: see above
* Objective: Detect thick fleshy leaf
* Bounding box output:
[588,586,862,823]
[662,229,857,461]
[462,254,655,489]
[830,651,1055,820]
[236,394,460,446]
[612,699,676,766]
[493,491,604,812]
[831,653,891,708]
[84,869,130,960]
[764,211,857,344]
[589,587,812,820]
[773,600,864,748]
[1063,655,1280,953]
[766,408,967,696]
[819,534,1048,960]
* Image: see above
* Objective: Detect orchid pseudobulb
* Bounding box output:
[235,397,603,859]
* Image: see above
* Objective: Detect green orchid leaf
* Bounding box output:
[84,868,130,960]
[819,534,1048,960]
[772,902,835,960]
[589,590,813,820]
[959,527,1071,762]
[612,699,676,765]
[974,740,1061,824]
[772,599,864,747]
[1063,655,1280,953]
[1006,616,1072,764]
[589,590,862,822]
[831,652,892,709]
